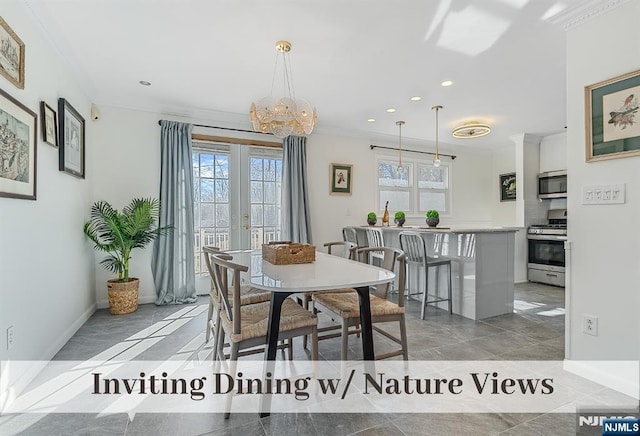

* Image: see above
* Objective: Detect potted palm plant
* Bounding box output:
[83,198,170,314]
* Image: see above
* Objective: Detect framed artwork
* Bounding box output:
[0,87,37,200]
[0,17,25,89]
[330,163,352,195]
[58,98,85,178]
[500,172,516,202]
[585,69,640,162]
[40,101,58,147]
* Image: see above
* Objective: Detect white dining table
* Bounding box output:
[227,249,395,361]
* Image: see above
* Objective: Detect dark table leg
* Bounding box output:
[260,292,288,417]
[355,286,375,360]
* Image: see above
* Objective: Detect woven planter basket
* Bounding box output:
[107,278,139,315]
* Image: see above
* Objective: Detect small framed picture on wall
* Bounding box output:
[58,98,85,178]
[330,163,352,195]
[500,172,516,201]
[40,101,58,147]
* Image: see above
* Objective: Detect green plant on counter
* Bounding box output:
[426,209,439,219]
[394,211,405,220]
[367,212,377,220]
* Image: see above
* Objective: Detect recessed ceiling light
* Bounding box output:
[139,80,151,86]
[386,108,396,113]
[441,80,453,87]
[367,118,376,123]
[410,96,421,101]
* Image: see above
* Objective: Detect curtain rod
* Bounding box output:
[370,144,457,160]
[157,120,273,136]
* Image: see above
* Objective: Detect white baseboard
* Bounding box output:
[563,359,640,400]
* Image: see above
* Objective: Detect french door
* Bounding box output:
[192,142,282,290]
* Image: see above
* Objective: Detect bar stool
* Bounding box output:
[399,231,452,320]
[365,227,385,263]
[342,226,358,246]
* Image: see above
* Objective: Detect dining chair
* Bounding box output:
[311,246,408,360]
[203,246,270,343]
[365,227,385,264]
[398,231,452,320]
[301,240,357,350]
[206,250,319,417]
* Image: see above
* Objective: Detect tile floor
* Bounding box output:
[1,282,635,435]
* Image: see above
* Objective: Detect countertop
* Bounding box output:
[360,225,522,233]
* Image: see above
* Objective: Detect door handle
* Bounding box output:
[545,273,558,277]
[243,214,249,220]
[243,225,249,230]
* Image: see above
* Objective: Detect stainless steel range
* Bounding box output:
[527,209,567,287]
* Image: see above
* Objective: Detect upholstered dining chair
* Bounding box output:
[311,246,408,360]
[398,231,452,320]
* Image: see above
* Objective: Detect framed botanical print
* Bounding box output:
[585,69,640,162]
[58,98,85,178]
[330,163,352,195]
[0,17,25,89]
[40,101,58,147]
[0,87,37,199]
[500,172,516,201]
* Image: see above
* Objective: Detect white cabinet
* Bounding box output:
[539,132,567,173]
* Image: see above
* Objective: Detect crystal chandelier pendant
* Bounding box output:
[249,41,317,138]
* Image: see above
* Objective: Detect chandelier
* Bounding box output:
[452,122,491,139]
[249,41,317,138]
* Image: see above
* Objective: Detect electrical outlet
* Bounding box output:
[582,315,598,336]
[6,326,15,350]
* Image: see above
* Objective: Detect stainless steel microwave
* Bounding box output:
[538,170,567,199]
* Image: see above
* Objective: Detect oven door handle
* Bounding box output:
[527,234,567,241]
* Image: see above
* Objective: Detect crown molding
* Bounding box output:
[547,0,632,31]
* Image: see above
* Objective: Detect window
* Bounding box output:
[377,158,450,215]
[193,146,231,274]
[193,143,283,275]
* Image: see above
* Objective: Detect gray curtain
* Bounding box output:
[282,135,313,243]
[152,121,197,304]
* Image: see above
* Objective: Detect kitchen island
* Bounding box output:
[355,226,518,320]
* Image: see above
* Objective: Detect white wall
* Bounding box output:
[0,1,94,376]
[539,131,567,173]
[305,133,494,246]
[89,107,161,306]
[566,0,640,363]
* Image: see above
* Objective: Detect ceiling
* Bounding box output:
[23,0,603,151]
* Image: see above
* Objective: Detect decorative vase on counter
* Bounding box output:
[394,218,405,227]
[426,217,439,227]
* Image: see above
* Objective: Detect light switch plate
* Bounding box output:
[582,184,625,205]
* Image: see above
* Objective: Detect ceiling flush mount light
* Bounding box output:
[452,122,491,139]
[396,120,405,170]
[441,80,453,87]
[432,105,442,167]
[249,40,317,138]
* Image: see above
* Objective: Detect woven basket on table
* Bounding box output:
[107,278,139,315]
[262,241,316,265]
